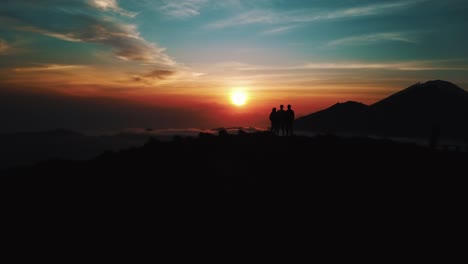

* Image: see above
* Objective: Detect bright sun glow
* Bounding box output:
[231,90,248,106]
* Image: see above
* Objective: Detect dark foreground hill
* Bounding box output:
[2,131,466,250]
[3,131,467,201]
[295,80,468,140]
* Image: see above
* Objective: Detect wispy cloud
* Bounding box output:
[16,26,83,42]
[157,0,209,18]
[207,0,425,29]
[0,1,176,67]
[229,60,468,72]
[301,61,468,71]
[0,39,10,54]
[87,0,138,17]
[207,9,276,29]
[13,64,88,72]
[310,0,425,21]
[328,32,417,46]
[132,69,176,83]
[262,25,298,35]
[18,22,175,66]
[7,15,175,66]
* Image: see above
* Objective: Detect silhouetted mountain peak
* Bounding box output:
[294,101,368,133]
[367,80,468,139]
[414,80,465,93]
[374,80,467,106]
[423,79,462,89]
[295,80,468,139]
[330,101,368,111]
[316,100,369,117]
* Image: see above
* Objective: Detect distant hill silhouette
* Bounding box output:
[294,101,368,134]
[295,80,468,141]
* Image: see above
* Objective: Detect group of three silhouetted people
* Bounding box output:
[270,104,294,136]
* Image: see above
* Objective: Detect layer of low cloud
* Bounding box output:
[0,89,217,134]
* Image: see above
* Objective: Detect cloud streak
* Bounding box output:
[207,0,425,29]
[302,61,468,71]
[206,9,276,29]
[13,64,88,72]
[312,0,425,21]
[7,12,175,66]
[132,69,176,83]
[328,32,417,46]
[262,25,298,35]
[0,0,176,67]
[88,0,138,17]
[157,0,209,18]
[226,60,468,72]
[0,39,10,54]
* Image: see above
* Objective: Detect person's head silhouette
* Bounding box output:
[272,107,276,112]
[280,104,284,110]
[287,104,291,110]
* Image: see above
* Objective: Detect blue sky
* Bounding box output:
[1,0,468,131]
[135,0,468,64]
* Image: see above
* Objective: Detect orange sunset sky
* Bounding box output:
[1,0,467,132]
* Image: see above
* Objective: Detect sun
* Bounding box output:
[231,90,248,106]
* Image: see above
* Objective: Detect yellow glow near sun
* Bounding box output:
[231,90,248,106]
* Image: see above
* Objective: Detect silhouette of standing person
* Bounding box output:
[277,104,286,136]
[269,107,278,135]
[285,104,295,136]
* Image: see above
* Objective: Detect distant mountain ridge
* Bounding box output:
[295,80,468,140]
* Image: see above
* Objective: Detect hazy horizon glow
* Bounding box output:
[1,0,468,132]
